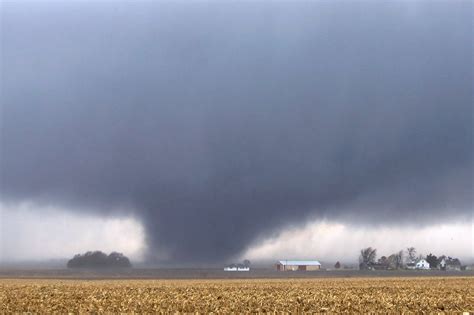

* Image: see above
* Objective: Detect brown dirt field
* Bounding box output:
[1,277,473,313]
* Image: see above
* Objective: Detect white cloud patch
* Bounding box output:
[242,218,474,264]
[0,202,146,263]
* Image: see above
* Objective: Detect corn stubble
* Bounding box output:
[1,277,472,313]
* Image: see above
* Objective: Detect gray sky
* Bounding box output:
[1,0,472,263]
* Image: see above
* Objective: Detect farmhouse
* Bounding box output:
[415,259,430,270]
[439,257,462,271]
[275,260,321,271]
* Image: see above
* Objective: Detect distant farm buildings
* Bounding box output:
[405,259,430,270]
[224,264,250,271]
[224,259,251,271]
[415,259,430,270]
[275,260,321,271]
[439,257,462,271]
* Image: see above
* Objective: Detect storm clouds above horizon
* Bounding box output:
[1,0,472,262]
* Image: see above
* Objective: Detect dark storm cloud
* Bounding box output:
[1,1,472,261]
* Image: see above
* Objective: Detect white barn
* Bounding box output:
[224,264,250,271]
[276,260,321,271]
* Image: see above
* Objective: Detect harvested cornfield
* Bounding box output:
[1,277,473,313]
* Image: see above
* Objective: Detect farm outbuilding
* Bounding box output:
[224,264,250,271]
[275,260,321,271]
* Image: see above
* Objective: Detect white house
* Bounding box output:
[415,259,430,270]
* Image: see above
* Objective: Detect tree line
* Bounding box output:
[67,251,132,268]
[357,247,463,270]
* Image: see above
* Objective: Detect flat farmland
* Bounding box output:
[1,277,473,313]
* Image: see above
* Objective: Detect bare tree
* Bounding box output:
[388,250,404,269]
[378,256,389,267]
[406,247,417,262]
[397,250,404,268]
[359,247,377,269]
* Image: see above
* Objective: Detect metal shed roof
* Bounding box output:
[278,260,321,266]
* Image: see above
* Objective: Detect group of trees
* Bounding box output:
[359,247,407,270]
[425,254,461,269]
[67,251,132,269]
[358,247,461,270]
